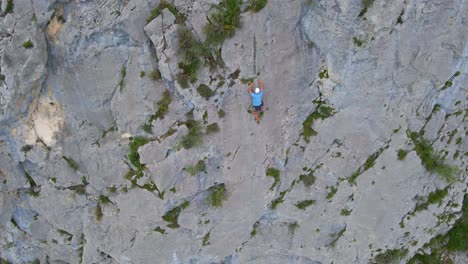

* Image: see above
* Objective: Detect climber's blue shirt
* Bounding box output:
[250,91,263,106]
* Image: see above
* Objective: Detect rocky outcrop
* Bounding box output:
[0,0,467,263]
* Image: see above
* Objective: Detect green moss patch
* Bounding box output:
[248,0,268,12]
[397,149,408,160]
[180,120,203,149]
[197,84,214,99]
[409,132,458,182]
[144,89,172,133]
[162,200,190,228]
[185,160,206,176]
[5,0,14,14]
[295,200,316,210]
[374,248,408,264]
[204,0,242,46]
[266,167,280,190]
[62,156,79,171]
[22,40,33,49]
[208,183,228,207]
[206,123,220,134]
[301,98,335,142]
[147,1,186,24]
[326,186,337,199]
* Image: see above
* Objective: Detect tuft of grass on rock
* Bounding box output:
[295,200,316,210]
[180,120,203,149]
[62,156,79,171]
[410,134,458,182]
[144,89,172,133]
[206,123,220,134]
[99,195,111,204]
[22,40,34,49]
[185,160,206,176]
[154,226,165,234]
[397,149,408,160]
[374,248,408,264]
[204,0,242,46]
[302,97,335,142]
[95,203,103,222]
[326,186,338,199]
[162,200,190,228]
[208,183,227,207]
[197,84,214,99]
[341,208,352,216]
[139,71,145,78]
[5,0,14,14]
[202,232,210,246]
[266,167,280,190]
[248,0,268,13]
[217,109,226,118]
[128,136,149,171]
[150,69,161,80]
[146,0,186,24]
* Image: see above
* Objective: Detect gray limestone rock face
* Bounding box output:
[0,0,467,263]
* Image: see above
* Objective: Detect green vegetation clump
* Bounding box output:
[329,226,346,247]
[68,184,86,195]
[197,84,214,98]
[99,195,111,204]
[95,203,103,222]
[180,120,203,149]
[22,40,34,49]
[208,183,227,207]
[266,167,280,190]
[340,208,352,216]
[319,69,329,79]
[218,109,226,118]
[250,221,260,238]
[410,134,458,182]
[396,9,404,24]
[144,89,172,133]
[204,0,242,46]
[5,0,14,14]
[62,156,79,171]
[128,136,149,170]
[154,226,165,234]
[397,149,409,160]
[299,167,316,187]
[326,186,337,199]
[177,27,212,86]
[271,190,288,210]
[414,188,448,212]
[441,80,453,90]
[206,123,220,134]
[146,0,185,24]
[409,196,467,263]
[119,66,126,91]
[185,160,206,176]
[352,37,364,47]
[348,147,386,185]
[162,200,190,228]
[139,71,145,78]
[374,248,408,264]
[302,97,335,142]
[248,0,268,12]
[295,200,315,210]
[150,69,161,80]
[202,232,210,246]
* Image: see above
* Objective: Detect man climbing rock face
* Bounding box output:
[248,79,264,112]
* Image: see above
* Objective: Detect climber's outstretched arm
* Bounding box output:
[258,79,264,91]
[248,82,254,93]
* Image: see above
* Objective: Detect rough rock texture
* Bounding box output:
[0,0,467,263]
